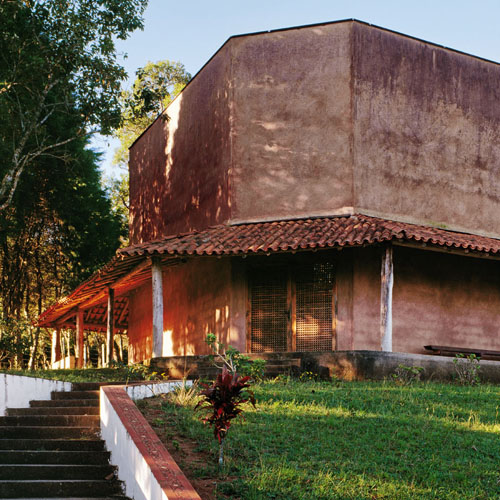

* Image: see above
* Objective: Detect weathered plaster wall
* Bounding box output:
[351,247,381,351]
[228,258,247,352]
[346,246,500,354]
[230,23,354,222]
[162,258,233,357]
[128,44,233,244]
[392,247,500,353]
[127,258,246,363]
[353,23,500,237]
[127,282,153,364]
[335,249,354,350]
[129,20,500,240]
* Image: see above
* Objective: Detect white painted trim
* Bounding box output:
[0,374,72,416]
[152,259,164,358]
[380,245,394,352]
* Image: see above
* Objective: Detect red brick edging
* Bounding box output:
[102,386,201,500]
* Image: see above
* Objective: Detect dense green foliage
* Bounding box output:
[148,379,500,499]
[0,0,147,368]
[113,60,191,169]
[0,0,148,210]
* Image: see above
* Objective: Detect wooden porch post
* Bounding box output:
[76,310,84,368]
[106,287,114,367]
[380,244,394,352]
[51,328,61,368]
[152,258,164,358]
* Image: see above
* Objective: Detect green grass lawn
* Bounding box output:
[146,379,500,500]
[0,367,130,382]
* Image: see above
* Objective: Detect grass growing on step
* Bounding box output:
[145,379,500,499]
[1,368,132,382]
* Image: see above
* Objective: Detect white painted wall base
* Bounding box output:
[125,380,189,401]
[0,374,72,416]
[100,381,198,500]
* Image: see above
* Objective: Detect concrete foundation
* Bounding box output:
[150,350,500,384]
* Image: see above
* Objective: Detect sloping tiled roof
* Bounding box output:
[38,214,500,328]
[119,214,500,257]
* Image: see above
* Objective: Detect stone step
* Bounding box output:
[0,479,124,498]
[71,382,125,391]
[265,363,301,373]
[0,427,99,440]
[30,399,99,408]
[0,440,105,451]
[263,359,301,367]
[51,391,99,400]
[0,451,110,465]
[7,407,99,416]
[0,465,116,480]
[0,415,99,428]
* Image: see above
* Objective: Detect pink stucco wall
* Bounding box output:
[129,20,500,243]
[128,247,500,360]
[342,246,500,354]
[229,22,354,222]
[392,247,500,353]
[352,23,500,238]
[128,44,233,245]
[127,282,153,363]
[127,258,244,363]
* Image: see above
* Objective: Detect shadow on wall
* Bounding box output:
[167,302,231,359]
[129,47,233,244]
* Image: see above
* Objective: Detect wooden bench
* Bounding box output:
[424,345,500,360]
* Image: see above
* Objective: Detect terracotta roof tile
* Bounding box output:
[118,214,500,258]
[38,214,500,328]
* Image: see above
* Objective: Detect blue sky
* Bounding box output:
[94,0,500,176]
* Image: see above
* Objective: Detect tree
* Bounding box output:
[0,0,148,211]
[108,60,191,242]
[113,60,191,168]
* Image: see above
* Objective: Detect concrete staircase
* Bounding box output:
[0,383,130,499]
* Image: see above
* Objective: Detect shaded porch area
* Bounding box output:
[38,214,500,368]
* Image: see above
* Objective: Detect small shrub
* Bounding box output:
[205,333,266,381]
[167,379,200,407]
[269,373,290,384]
[299,370,320,382]
[238,357,266,381]
[109,360,167,383]
[195,367,256,466]
[391,364,424,385]
[453,354,481,385]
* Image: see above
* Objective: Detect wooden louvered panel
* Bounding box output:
[250,268,288,353]
[295,262,334,351]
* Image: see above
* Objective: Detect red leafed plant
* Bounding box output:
[195,366,256,466]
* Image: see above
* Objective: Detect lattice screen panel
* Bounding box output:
[250,268,288,352]
[295,262,334,351]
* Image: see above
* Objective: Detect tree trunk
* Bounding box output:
[219,438,225,468]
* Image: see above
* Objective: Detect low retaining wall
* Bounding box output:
[306,350,500,383]
[100,383,200,500]
[0,374,72,416]
[151,351,500,383]
[124,380,187,401]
